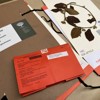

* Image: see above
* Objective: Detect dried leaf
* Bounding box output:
[71,27,81,38]
[67,16,80,23]
[93,25,97,29]
[51,9,60,12]
[85,29,94,41]
[87,17,96,23]
[70,6,74,9]
[54,3,67,9]
[66,16,80,26]
[65,8,79,15]
[53,3,79,15]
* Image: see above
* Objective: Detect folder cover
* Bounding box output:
[14,44,84,96]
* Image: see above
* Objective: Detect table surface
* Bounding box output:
[0,0,100,100]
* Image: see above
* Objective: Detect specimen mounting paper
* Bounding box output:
[42,0,100,57]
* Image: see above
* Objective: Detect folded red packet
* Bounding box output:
[14,44,84,96]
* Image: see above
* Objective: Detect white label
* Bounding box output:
[73,49,88,69]
[41,48,48,54]
[47,51,68,60]
[84,50,100,69]
[0,24,21,52]
[80,60,88,69]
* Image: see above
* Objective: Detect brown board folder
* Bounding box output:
[0,0,79,100]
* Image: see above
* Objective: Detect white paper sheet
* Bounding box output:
[84,50,100,68]
[0,24,21,52]
[42,0,100,57]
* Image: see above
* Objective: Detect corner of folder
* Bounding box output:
[42,6,48,10]
[84,65,93,75]
[23,0,28,5]
[94,66,100,76]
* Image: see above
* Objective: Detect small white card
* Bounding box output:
[0,24,21,52]
[84,50,100,69]
[47,51,68,60]
[0,19,36,52]
[73,50,88,69]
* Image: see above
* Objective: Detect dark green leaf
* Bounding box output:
[85,29,94,41]
[71,27,81,38]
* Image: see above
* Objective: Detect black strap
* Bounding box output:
[41,16,62,34]
[21,9,43,16]
[93,70,100,76]
[78,77,100,89]
[21,9,62,34]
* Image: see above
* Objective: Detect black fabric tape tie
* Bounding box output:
[1,94,8,100]
[21,9,43,16]
[21,9,61,34]
[41,16,61,34]
[78,77,100,89]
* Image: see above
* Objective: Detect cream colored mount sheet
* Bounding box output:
[25,0,100,100]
